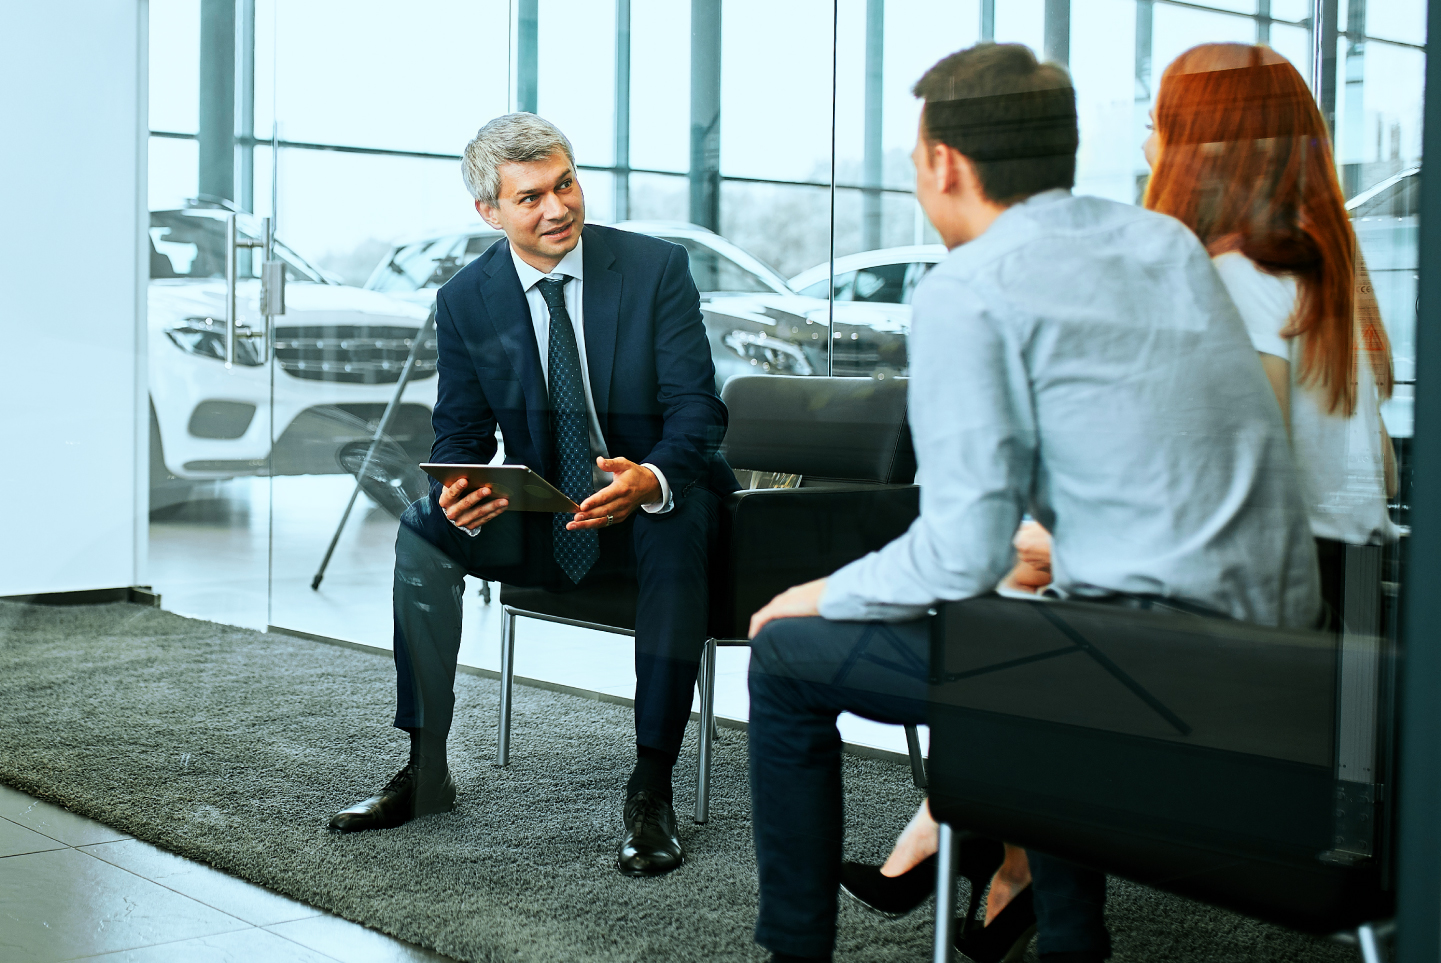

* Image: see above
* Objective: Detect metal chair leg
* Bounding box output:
[496,606,516,766]
[695,638,718,824]
[905,724,928,789]
[1358,923,1384,963]
[934,822,958,963]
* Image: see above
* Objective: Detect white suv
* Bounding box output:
[148,206,435,512]
[364,221,913,385]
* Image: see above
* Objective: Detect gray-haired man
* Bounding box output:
[328,114,738,878]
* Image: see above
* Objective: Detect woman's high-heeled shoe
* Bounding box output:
[954,884,1036,963]
[840,855,936,918]
[840,835,1004,920]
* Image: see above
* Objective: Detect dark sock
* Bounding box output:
[626,744,675,802]
[1039,953,1108,963]
[406,728,447,769]
[769,953,832,963]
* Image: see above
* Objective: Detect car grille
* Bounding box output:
[273,325,437,384]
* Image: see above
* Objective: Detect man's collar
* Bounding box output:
[510,234,585,291]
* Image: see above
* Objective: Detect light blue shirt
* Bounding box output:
[820,190,1321,629]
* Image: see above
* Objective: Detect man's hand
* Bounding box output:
[568,457,661,531]
[439,477,509,531]
[748,578,828,639]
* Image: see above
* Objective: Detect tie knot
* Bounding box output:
[537,276,569,312]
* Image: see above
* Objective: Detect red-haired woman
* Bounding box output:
[1143,42,1398,618]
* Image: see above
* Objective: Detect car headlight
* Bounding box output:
[723,330,814,376]
[165,317,263,366]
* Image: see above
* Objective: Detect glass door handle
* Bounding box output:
[224,213,266,368]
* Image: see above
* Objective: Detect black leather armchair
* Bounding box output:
[923,594,1393,961]
[497,375,925,823]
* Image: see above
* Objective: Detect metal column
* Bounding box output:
[517,0,538,113]
[614,0,632,221]
[199,0,236,203]
[1134,0,1154,203]
[1044,0,1070,66]
[981,0,995,42]
[1395,0,1441,957]
[862,0,884,251]
[689,0,722,233]
[1311,0,1339,135]
[235,0,255,212]
[1340,0,1368,197]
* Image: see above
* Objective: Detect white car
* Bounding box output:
[788,245,947,305]
[364,219,795,301]
[148,206,436,512]
[364,221,913,385]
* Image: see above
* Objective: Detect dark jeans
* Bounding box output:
[1029,851,1110,958]
[747,614,1110,960]
[392,485,718,759]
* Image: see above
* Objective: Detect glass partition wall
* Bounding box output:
[143,0,1425,756]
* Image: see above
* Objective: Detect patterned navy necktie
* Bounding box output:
[537,277,599,583]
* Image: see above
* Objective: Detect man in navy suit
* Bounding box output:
[329,113,737,878]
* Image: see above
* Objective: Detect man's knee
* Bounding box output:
[749,617,832,681]
[396,498,463,582]
[635,490,718,554]
[400,495,428,532]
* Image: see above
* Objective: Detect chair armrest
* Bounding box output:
[707,484,919,639]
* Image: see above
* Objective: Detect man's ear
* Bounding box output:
[475,199,502,230]
[951,150,987,204]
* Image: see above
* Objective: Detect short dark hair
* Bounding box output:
[912,44,1078,204]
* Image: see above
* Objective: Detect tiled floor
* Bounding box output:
[0,784,453,963]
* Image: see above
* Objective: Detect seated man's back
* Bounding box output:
[821,187,1320,629]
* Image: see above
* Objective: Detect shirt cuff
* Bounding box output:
[450,514,483,536]
[640,463,674,514]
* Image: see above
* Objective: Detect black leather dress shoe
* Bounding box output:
[328,761,456,833]
[616,790,683,877]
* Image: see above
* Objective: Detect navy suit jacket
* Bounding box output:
[429,223,739,504]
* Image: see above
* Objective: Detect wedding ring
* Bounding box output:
[607,514,615,526]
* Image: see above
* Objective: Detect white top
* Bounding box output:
[820,190,1320,628]
[1212,252,1395,545]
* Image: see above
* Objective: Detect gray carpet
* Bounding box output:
[0,601,1357,963]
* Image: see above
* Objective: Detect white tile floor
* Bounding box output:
[147,476,926,758]
[0,784,452,963]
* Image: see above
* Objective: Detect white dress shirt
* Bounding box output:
[820,190,1320,628]
[452,235,671,536]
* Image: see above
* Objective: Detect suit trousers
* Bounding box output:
[747,614,1110,960]
[391,485,719,760]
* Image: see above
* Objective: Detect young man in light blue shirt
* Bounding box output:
[745,43,1319,963]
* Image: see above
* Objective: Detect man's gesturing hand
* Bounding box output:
[748,578,828,639]
[567,457,662,531]
[439,477,509,531]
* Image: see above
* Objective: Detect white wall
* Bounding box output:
[0,3,147,595]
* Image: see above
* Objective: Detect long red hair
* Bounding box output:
[1144,43,1391,415]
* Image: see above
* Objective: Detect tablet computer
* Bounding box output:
[419,464,581,513]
